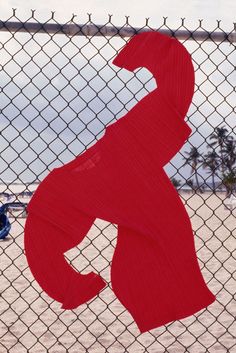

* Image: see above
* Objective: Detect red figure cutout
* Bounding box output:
[24,32,215,333]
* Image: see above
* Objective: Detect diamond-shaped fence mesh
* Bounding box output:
[0,10,236,353]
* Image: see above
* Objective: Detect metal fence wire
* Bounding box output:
[0,10,236,353]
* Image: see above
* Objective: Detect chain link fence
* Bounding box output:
[0,10,236,353]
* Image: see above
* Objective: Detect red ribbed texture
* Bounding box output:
[24,32,215,333]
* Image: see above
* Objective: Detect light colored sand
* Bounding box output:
[0,187,235,353]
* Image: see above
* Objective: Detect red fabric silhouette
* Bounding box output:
[24,32,215,333]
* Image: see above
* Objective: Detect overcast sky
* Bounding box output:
[0,1,236,183]
[1,0,236,30]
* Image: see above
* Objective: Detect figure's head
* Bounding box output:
[113,31,195,118]
[113,31,176,72]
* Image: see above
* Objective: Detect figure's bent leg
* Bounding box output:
[24,211,106,309]
[111,223,215,333]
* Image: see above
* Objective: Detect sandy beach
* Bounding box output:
[0,185,235,353]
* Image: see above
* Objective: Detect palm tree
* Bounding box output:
[171,177,182,189]
[222,170,236,197]
[222,138,236,173]
[202,150,220,192]
[183,146,202,190]
[208,126,229,173]
[186,179,194,189]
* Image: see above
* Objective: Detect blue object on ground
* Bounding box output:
[0,203,28,240]
[0,204,11,240]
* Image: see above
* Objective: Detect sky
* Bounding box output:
[1,0,236,30]
[0,1,236,184]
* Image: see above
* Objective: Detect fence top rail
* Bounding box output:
[0,21,236,43]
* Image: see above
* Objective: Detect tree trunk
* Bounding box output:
[220,145,225,174]
[212,173,216,193]
[194,169,200,191]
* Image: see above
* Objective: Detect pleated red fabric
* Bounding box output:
[24,31,215,333]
